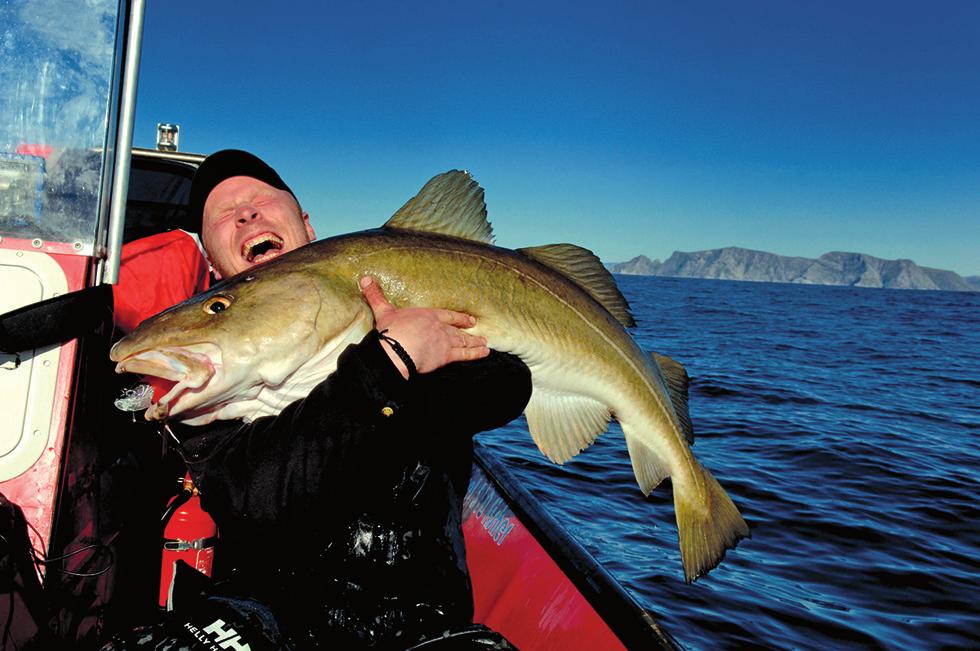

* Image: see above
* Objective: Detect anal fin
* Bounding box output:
[622,428,672,495]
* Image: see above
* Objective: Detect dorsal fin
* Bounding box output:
[518,244,636,328]
[652,352,694,444]
[384,170,494,244]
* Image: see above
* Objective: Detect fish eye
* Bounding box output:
[203,294,233,314]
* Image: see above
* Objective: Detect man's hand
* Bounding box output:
[360,276,490,379]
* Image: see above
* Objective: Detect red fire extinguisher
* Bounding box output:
[159,472,218,610]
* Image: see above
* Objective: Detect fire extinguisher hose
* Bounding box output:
[160,489,191,527]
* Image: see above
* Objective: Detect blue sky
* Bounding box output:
[134,1,980,276]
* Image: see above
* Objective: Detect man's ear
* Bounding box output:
[303,212,316,242]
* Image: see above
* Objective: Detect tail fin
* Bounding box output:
[674,463,750,583]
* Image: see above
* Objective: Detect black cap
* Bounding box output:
[187,149,297,233]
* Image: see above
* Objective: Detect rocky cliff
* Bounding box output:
[606,247,977,292]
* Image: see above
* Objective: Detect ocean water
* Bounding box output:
[478,276,980,650]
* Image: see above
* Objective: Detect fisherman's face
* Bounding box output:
[201,176,316,279]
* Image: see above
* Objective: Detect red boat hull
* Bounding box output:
[463,445,677,650]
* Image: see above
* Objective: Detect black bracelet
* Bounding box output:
[377,329,418,379]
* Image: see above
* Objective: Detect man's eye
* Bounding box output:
[203,294,233,314]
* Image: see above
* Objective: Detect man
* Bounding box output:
[103,151,530,650]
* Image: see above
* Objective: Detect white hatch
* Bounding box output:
[0,249,68,481]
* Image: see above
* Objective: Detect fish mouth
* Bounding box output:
[114,344,221,420]
[242,232,284,264]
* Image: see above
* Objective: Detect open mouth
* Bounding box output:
[114,346,219,420]
[242,233,284,263]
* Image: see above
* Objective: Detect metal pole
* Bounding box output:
[101,0,146,285]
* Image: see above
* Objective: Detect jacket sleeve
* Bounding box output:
[409,348,531,437]
[176,331,530,524]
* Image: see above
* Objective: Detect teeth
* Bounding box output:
[242,233,284,261]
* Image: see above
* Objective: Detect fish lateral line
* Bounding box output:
[348,239,693,465]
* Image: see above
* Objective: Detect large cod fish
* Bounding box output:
[110,170,749,582]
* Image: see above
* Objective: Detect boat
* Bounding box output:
[0,2,678,648]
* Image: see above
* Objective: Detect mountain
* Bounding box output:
[608,254,661,275]
[605,247,978,292]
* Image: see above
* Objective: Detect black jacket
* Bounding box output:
[172,331,531,648]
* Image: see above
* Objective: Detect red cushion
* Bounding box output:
[112,230,211,333]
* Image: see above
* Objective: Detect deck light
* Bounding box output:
[156,123,180,152]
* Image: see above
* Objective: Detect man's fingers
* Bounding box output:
[458,331,486,349]
[359,276,394,318]
[443,326,485,348]
[451,345,490,362]
[438,309,477,328]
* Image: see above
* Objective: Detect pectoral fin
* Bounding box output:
[524,388,611,464]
